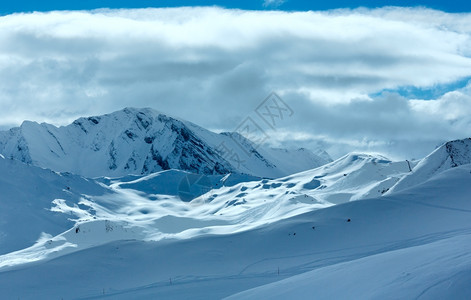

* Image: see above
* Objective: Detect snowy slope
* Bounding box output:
[1,164,471,299]
[227,233,471,300]
[185,152,413,222]
[0,155,109,255]
[114,151,412,206]
[0,152,411,269]
[108,170,261,200]
[278,152,414,203]
[60,152,410,239]
[389,138,471,193]
[0,108,331,178]
[1,133,470,299]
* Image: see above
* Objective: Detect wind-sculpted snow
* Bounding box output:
[0,107,331,178]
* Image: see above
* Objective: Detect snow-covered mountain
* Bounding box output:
[166,152,414,224]
[389,138,471,193]
[274,152,414,203]
[1,113,471,300]
[0,108,331,178]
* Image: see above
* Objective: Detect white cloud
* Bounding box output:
[0,7,470,159]
[263,0,285,8]
[409,84,471,120]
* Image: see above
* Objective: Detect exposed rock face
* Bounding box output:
[389,138,471,193]
[0,107,331,178]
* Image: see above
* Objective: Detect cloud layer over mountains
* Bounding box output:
[0,7,470,158]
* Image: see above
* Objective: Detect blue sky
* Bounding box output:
[371,77,471,100]
[1,0,470,14]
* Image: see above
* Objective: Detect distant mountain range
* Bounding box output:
[0,107,331,178]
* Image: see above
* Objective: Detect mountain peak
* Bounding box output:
[389,137,471,193]
[0,108,330,178]
[444,138,471,167]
